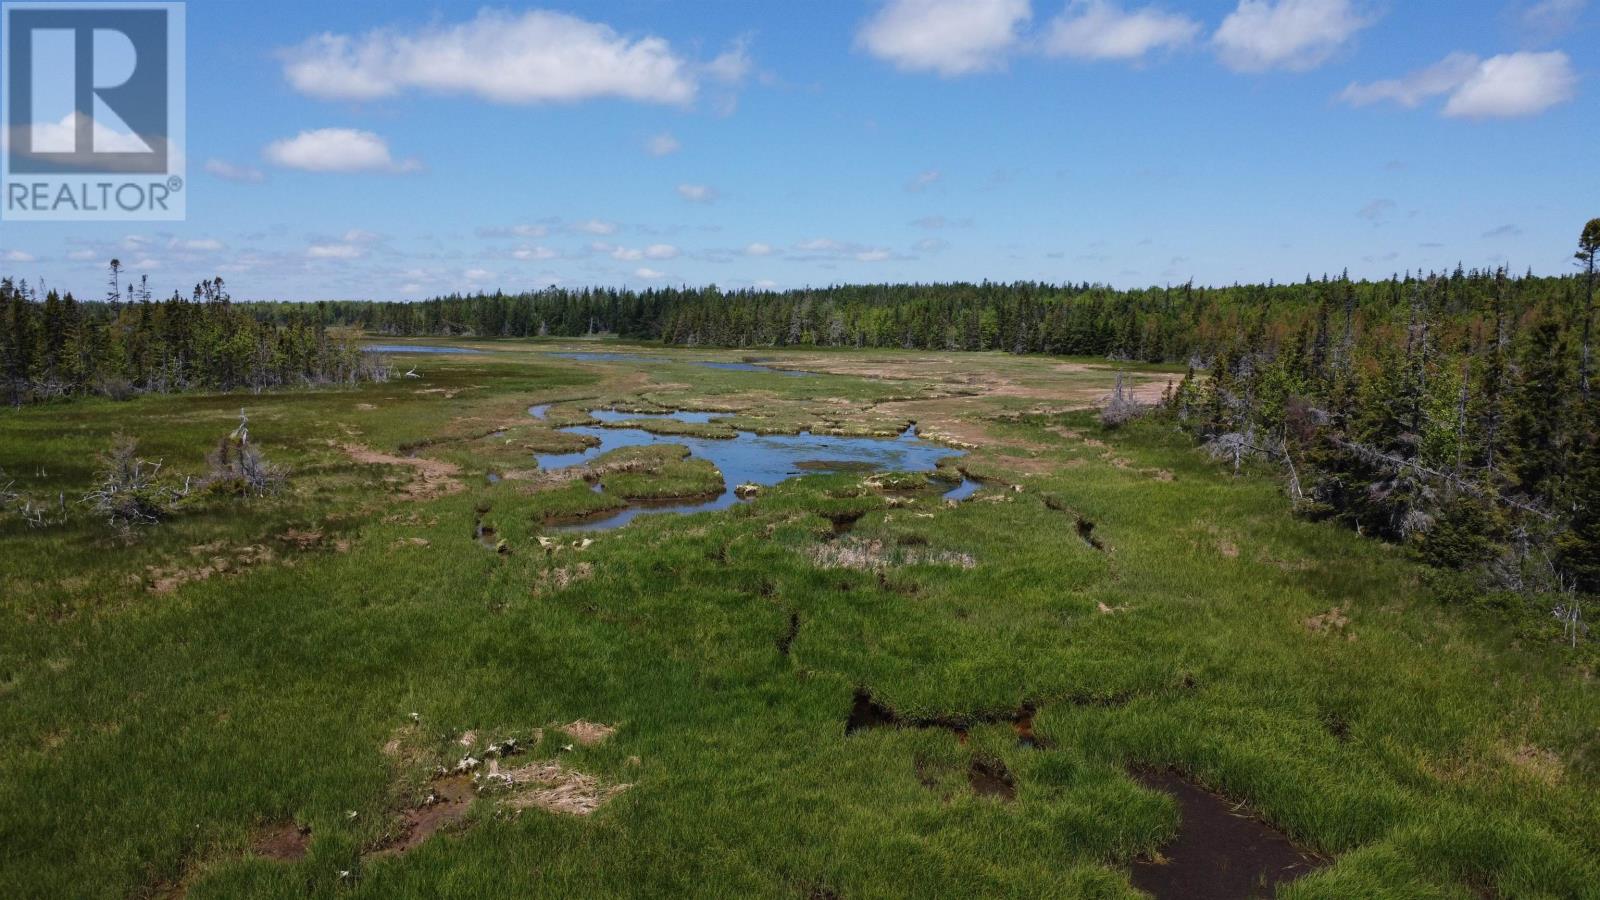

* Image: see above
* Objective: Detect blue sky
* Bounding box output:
[0,0,1595,300]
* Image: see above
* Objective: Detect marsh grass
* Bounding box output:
[0,343,1595,898]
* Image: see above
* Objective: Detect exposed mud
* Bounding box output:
[846,690,1048,747]
[370,774,476,858]
[1129,769,1325,900]
[825,510,866,534]
[248,822,310,861]
[967,757,1017,801]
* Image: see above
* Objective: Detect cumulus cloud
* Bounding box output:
[645,132,681,157]
[1443,51,1577,118]
[3,249,37,263]
[264,129,421,173]
[1341,51,1576,118]
[644,243,680,259]
[744,242,774,256]
[857,0,1031,76]
[1213,0,1374,72]
[512,246,558,261]
[634,267,666,279]
[572,219,618,235]
[1044,0,1201,61]
[677,183,718,203]
[204,159,266,183]
[280,9,702,105]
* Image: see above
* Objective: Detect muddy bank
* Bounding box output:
[1129,769,1325,899]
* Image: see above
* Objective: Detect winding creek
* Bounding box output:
[528,406,979,531]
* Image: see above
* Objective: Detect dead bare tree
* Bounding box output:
[1099,373,1144,428]
[201,409,285,496]
[83,435,174,529]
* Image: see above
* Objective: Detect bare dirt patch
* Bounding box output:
[1304,608,1353,639]
[142,544,275,594]
[1129,769,1325,900]
[807,538,974,572]
[532,563,594,597]
[967,757,1017,801]
[341,443,463,500]
[370,774,475,858]
[248,822,310,862]
[561,720,617,747]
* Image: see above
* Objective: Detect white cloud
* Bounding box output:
[634,267,666,279]
[753,279,780,290]
[855,249,893,262]
[307,243,364,260]
[512,246,557,261]
[1340,52,1481,107]
[914,237,951,252]
[281,9,699,105]
[1341,51,1577,118]
[3,249,37,263]
[66,249,98,261]
[646,132,681,157]
[464,268,495,282]
[264,128,421,174]
[1444,51,1577,118]
[744,242,774,256]
[608,245,644,261]
[644,243,680,260]
[677,183,717,203]
[857,0,1031,76]
[1515,0,1587,44]
[204,159,266,183]
[573,219,618,235]
[705,36,754,83]
[1044,0,1201,61]
[174,238,225,252]
[1214,0,1374,72]
[905,169,941,192]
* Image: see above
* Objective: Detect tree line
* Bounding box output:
[0,267,386,405]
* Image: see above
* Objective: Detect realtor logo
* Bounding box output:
[2,1,185,220]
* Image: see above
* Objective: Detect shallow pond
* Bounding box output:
[534,409,966,530]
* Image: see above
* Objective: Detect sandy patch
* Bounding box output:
[561,720,617,747]
[342,444,463,500]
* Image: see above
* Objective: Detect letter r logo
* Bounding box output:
[6,6,168,174]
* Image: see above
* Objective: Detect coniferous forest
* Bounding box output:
[0,268,384,405]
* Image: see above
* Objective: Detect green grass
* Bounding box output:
[0,342,1595,898]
